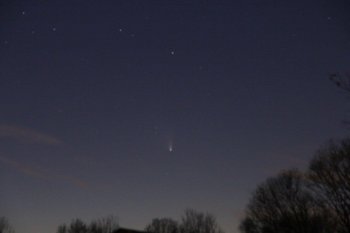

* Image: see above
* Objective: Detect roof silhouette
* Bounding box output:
[113,227,148,233]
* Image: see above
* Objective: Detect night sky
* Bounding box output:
[1,1,350,233]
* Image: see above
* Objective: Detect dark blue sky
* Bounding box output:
[0,1,349,233]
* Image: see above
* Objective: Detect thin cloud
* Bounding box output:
[0,124,62,145]
[59,174,89,189]
[0,156,49,180]
[0,155,88,189]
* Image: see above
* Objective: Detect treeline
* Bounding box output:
[54,209,223,233]
[1,138,349,233]
[0,215,120,233]
[240,138,350,233]
[0,209,223,233]
[47,137,350,233]
[0,217,15,233]
[56,215,119,233]
[145,209,223,233]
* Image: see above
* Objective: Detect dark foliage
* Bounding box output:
[145,209,223,233]
[0,217,15,233]
[179,209,223,233]
[240,170,333,233]
[330,73,350,93]
[308,139,350,233]
[57,216,119,233]
[145,218,178,233]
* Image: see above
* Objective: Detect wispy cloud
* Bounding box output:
[59,174,89,189]
[0,155,88,189]
[0,124,62,145]
[0,156,49,180]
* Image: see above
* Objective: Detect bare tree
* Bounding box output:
[330,73,350,93]
[329,72,350,125]
[89,215,119,233]
[179,209,223,233]
[69,219,88,233]
[308,139,350,233]
[145,218,178,233]
[0,217,15,233]
[57,216,119,233]
[240,170,333,233]
[239,217,258,233]
[57,224,68,233]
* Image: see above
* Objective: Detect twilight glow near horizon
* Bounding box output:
[0,1,349,233]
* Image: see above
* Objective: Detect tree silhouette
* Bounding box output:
[179,209,223,233]
[308,139,350,233]
[57,216,119,233]
[145,209,223,233]
[89,216,119,233]
[330,73,350,93]
[239,218,258,233]
[68,219,88,233]
[240,170,333,233]
[57,224,68,233]
[0,217,15,233]
[145,218,178,233]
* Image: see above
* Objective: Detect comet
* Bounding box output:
[168,140,173,152]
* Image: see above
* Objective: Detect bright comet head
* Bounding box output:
[168,140,173,152]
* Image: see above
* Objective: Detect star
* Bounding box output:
[170,51,175,55]
[22,11,26,15]
[52,27,57,32]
